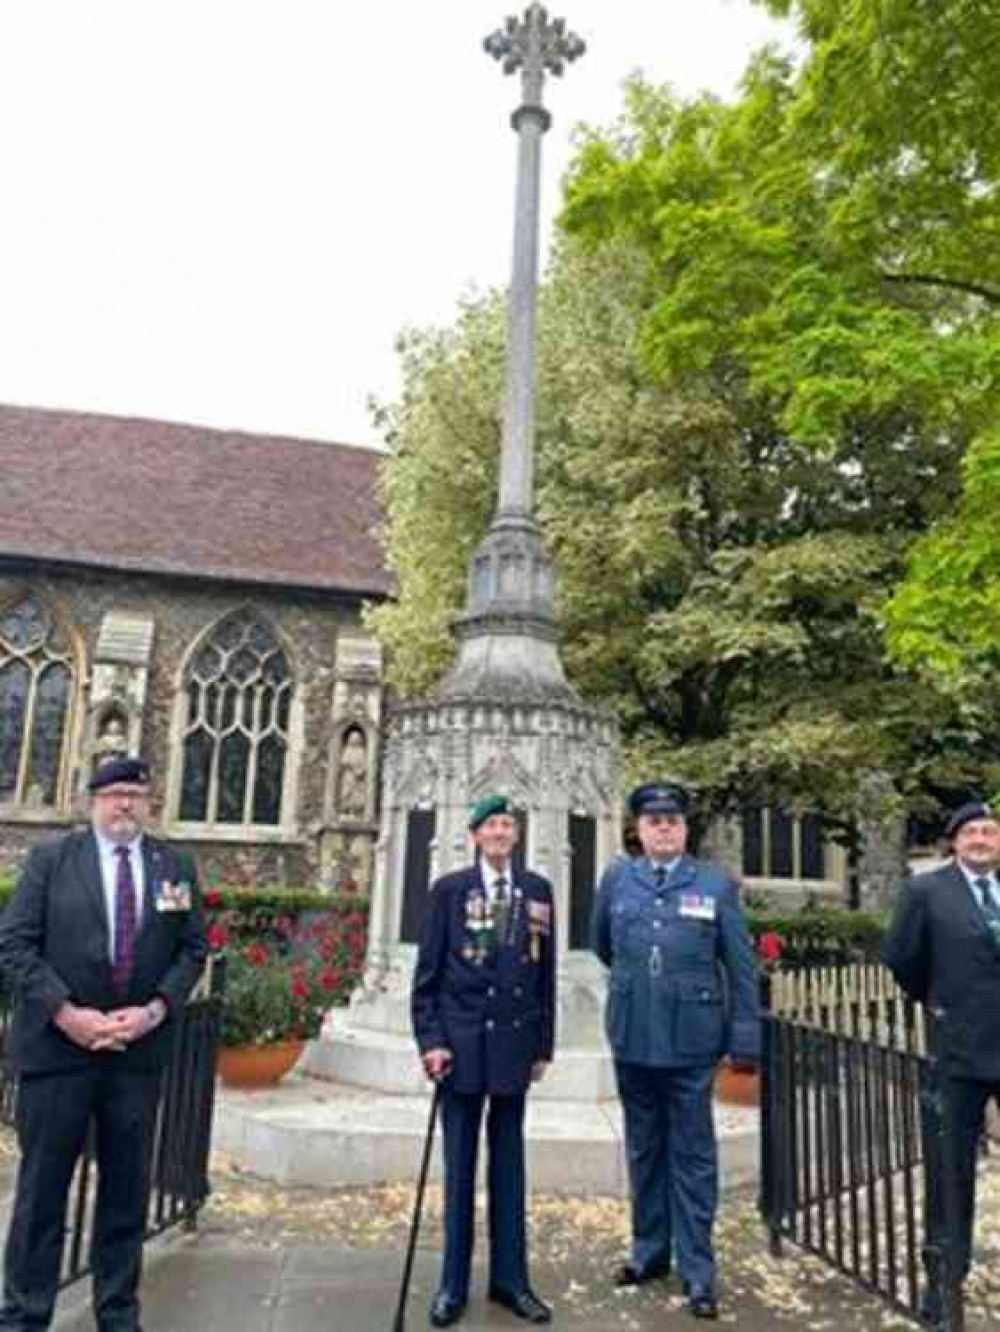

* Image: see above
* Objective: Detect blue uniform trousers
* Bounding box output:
[615,1061,718,1295]
[439,1088,528,1302]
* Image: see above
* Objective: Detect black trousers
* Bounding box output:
[439,1089,528,1303]
[923,1075,1000,1285]
[0,1065,161,1332]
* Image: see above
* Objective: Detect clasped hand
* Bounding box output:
[55,1003,153,1052]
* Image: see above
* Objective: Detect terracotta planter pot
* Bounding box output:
[217,1039,305,1090]
[714,1065,760,1107]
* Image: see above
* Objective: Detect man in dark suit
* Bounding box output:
[883,799,1000,1325]
[411,794,556,1328]
[0,757,207,1332]
[591,782,759,1322]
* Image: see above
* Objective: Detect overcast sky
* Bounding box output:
[0,1,792,448]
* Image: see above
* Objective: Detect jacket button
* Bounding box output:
[513,1019,521,1029]
[653,920,662,929]
[514,986,522,997]
[485,1019,495,1031]
[487,987,496,998]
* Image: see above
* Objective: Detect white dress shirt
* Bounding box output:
[94,831,146,962]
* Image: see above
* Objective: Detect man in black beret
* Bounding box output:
[0,757,207,1331]
[411,794,556,1327]
[591,782,759,1321]
[883,799,1000,1323]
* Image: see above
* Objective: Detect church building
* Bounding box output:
[0,403,390,893]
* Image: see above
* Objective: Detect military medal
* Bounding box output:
[526,899,550,964]
[465,891,494,965]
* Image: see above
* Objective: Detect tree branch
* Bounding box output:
[880,270,1000,306]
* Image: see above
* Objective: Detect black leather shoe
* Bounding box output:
[429,1291,465,1327]
[919,1287,943,1326]
[488,1287,552,1323]
[688,1291,719,1320]
[613,1261,670,1287]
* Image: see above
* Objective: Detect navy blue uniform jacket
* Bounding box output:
[0,830,208,1075]
[411,865,556,1096]
[883,862,1000,1080]
[591,854,759,1067]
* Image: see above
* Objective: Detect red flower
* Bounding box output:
[318,967,342,993]
[207,923,229,950]
[757,932,784,965]
[347,930,366,953]
[204,889,224,909]
[291,977,309,999]
[245,942,269,967]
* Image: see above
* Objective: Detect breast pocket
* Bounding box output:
[673,977,724,1059]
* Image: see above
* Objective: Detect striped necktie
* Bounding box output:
[974,877,1000,941]
[112,845,138,994]
[493,874,510,947]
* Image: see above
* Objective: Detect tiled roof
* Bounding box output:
[0,404,392,597]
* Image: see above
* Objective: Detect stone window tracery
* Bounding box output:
[176,614,293,828]
[0,593,75,810]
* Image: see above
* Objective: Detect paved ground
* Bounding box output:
[31,1151,1000,1331]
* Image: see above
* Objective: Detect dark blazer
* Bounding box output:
[0,829,208,1076]
[591,853,760,1067]
[411,865,556,1097]
[882,861,1000,1080]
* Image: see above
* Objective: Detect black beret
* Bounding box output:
[628,782,689,819]
[469,793,512,831]
[944,801,997,839]
[88,757,151,792]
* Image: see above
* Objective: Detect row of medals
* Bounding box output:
[463,889,543,966]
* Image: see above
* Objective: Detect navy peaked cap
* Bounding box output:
[628,782,690,819]
[88,757,151,792]
[944,801,997,839]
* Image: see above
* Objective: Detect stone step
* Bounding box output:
[211,1075,759,1197]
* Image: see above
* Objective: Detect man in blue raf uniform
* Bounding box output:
[411,794,556,1328]
[591,782,759,1321]
[883,800,1000,1326]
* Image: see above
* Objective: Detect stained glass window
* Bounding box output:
[0,595,74,809]
[177,614,292,827]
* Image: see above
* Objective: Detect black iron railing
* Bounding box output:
[0,957,225,1289]
[760,966,965,1331]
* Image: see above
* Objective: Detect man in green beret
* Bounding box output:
[412,794,557,1326]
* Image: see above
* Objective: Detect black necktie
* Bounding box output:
[653,863,667,903]
[493,875,510,945]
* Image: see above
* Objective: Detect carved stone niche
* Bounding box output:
[318,629,385,894]
[82,613,155,786]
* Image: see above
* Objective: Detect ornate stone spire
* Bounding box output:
[437,4,585,705]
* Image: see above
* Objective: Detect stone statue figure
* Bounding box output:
[337,729,369,819]
[93,715,128,772]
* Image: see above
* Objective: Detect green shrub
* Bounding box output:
[747,908,886,964]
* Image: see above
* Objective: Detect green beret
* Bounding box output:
[469,793,511,831]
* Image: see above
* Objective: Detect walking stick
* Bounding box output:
[392,1080,443,1332]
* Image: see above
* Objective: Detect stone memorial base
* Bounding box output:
[212,1067,759,1197]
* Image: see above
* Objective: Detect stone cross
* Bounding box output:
[484,5,585,520]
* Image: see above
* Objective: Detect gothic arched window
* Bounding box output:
[177,614,293,828]
[0,593,75,810]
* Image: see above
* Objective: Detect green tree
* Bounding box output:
[369,241,998,822]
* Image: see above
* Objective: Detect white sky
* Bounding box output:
[0,1,791,448]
